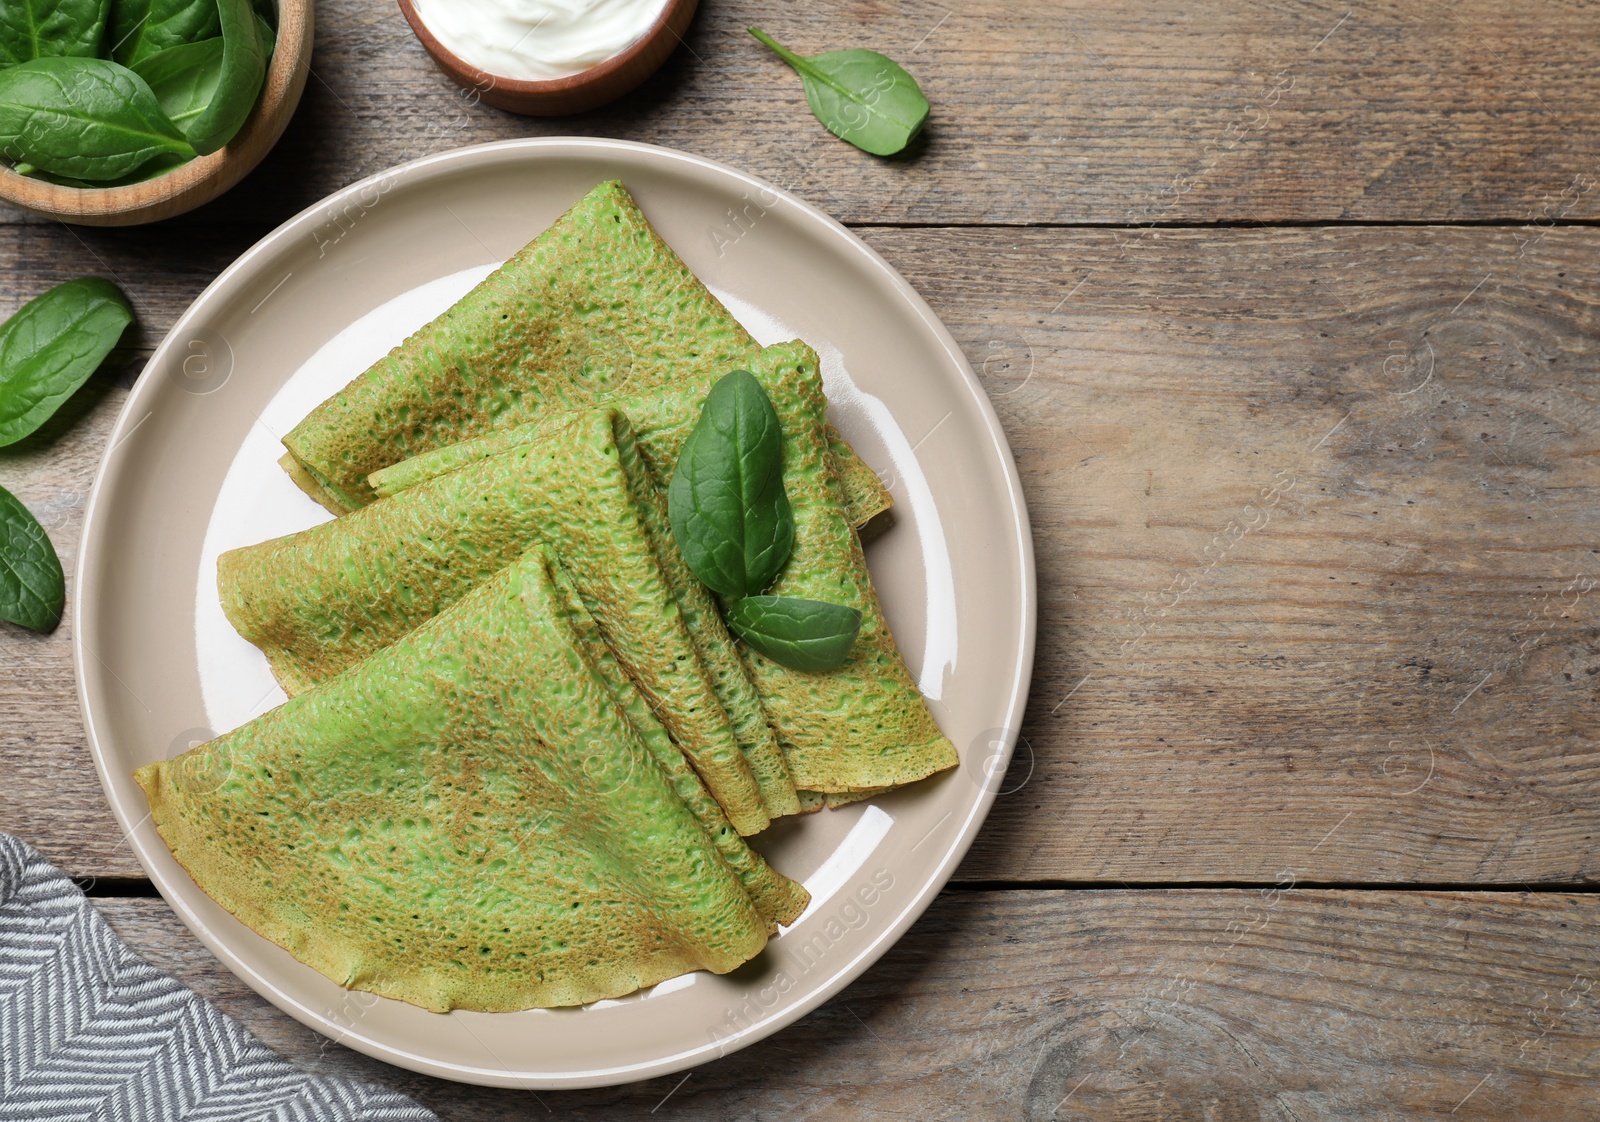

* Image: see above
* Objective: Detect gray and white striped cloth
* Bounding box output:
[0,832,438,1121]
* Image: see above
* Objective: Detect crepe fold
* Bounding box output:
[279,179,890,530]
[372,342,959,797]
[551,562,809,929]
[138,550,805,1013]
[634,342,958,794]
[220,408,798,835]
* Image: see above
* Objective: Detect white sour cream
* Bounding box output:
[413,0,672,82]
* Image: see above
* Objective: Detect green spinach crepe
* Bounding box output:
[551,562,809,928]
[279,179,890,530]
[138,551,795,1013]
[581,342,959,795]
[371,342,959,796]
[221,408,797,835]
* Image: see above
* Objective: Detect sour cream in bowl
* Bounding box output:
[398,0,698,115]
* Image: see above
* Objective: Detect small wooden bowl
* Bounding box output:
[0,0,312,227]
[397,0,698,116]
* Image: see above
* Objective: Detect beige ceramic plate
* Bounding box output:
[76,138,1035,1089]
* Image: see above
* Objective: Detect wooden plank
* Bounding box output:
[4,224,1599,883]
[0,231,246,884]
[2,0,1598,228]
[94,889,1600,1118]
[873,223,1600,884]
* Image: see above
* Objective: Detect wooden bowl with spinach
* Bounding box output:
[0,0,310,226]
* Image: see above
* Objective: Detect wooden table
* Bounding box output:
[4,1,1599,1116]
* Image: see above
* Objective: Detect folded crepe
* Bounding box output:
[137,550,798,1012]
[279,178,890,529]
[616,342,960,795]
[550,561,808,928]
[220,408,796,835]
[371,342,959,796]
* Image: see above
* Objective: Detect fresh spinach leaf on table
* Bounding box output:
[0,277,134,631]
[0,57,195,179]
[0,0,114,69]
[0,277,132,447]
[668,368,795,601]
[748,27,929,157]
[726,595,863,672]
[0,484,64,633]
[108,0,220,66]
[179,0,266,155]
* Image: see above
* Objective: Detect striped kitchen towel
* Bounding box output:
[0,832,438,1121]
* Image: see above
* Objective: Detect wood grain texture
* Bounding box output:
[882,223,1600,884]
[1,0,1598,228]
[4,2,1596,1108]
[4,225,1598,884]
[95,889,1600,1119]
[0,231,247,883]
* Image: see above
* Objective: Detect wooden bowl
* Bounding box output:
[397,0,698,116]
[0,0,312,227]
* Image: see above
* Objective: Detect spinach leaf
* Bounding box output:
[108,0,220,67]
[0,483,64,633]
[254,11,274,60]
[0,57,194,180]
[668,369,795,600]
[749,27,929,157]
[24,151,186,186]
[181,0,265,155]
[0,0,113,69]
[726,596,862,672]
[0,277,132,446]
[131,37,223,136]
[670,369,863,672]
